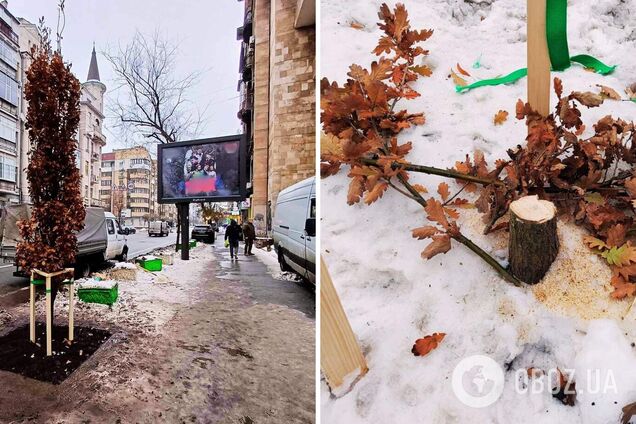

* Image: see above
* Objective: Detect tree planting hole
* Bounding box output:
[0,323,112,385]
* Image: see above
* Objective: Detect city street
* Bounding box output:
[0,230,180,299]
[0,239,315,423]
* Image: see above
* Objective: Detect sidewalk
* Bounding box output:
[0,240,315,423]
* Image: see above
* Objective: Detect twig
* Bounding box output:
[396,174,427,207]
[387,179,421,204]
[443,183,468,206]
[387,168,524,287]
[360,157,504,187]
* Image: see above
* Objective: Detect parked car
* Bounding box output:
[191,224,216,243]
[120,224,136,235]
[1,206,128,278]
[272,177,316,284]
[149,220,169,237]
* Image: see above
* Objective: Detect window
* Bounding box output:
[310,197,316,218]
[107,219,115,235]
[0,114,16,143]
[0,38,18,70]
[0,154,16,182]
[0,71,18,106]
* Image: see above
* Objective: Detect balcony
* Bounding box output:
[237,82,253,123]
[130,162,151,171]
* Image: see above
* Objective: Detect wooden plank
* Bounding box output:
[320,257,368,393]
[527,0,551,117]
[29,271,35,343]
[68,282,74,342]
[45,276,52,356]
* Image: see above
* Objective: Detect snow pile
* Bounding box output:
[113,262,136,270]
[76,279,118,290]
[321,0,636,422]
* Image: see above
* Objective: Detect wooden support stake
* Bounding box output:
[31,268,74,355]
[320,257,367,395]
[68,281,74,342]
[509,195,559,284]
[29,271,35,343]
[45,275,52,356]
[527,0,551,117]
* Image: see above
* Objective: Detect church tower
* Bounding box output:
[78,44,107,207]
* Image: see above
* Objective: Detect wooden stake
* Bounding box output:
[68,281,74,342]
[527,0,551,117]
[509,195,559,284]
[45,275,51,356]
[29,271,35,343]
[320,257,367,395]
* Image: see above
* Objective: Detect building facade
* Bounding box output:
[17,17,38,205]
[237,0,315,235]
[0,3,21,206]
[78,46,107,207]
[100,147,176,227]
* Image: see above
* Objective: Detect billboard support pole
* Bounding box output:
[179,202,190,260]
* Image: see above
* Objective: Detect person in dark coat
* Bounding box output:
[242,220,256,255]
[225,219,242,259]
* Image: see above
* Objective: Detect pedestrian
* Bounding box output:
[242,220,256,255]
[225,219,242,259]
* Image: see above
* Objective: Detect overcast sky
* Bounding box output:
[9,0,244,151]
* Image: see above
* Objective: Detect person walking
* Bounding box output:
[225,219,242,259]
[242,220,255,255]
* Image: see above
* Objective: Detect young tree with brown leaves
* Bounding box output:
[16,32,84,321]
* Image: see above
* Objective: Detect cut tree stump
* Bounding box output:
[509,195,559,284]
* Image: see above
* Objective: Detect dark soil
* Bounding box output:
[0,323,111,384]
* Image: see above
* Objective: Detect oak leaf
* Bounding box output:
[412,226,438,239]
[411,333,445,356]
[493,110,509,126]
[450,70,467,87]
[437,182,450,201]
[421,234,451,259]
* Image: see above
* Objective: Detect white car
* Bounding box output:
[272,177,316,284]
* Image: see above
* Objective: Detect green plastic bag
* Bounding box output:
[224,239,229,248]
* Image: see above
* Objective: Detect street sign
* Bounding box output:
[127,181,135,190]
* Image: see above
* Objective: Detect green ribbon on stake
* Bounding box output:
[456,0,616,93]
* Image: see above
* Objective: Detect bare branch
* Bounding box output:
[103,30,205,145]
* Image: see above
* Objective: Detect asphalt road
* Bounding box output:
[0,230,180,299]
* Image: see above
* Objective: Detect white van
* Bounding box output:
[149,220,170,237]
[272,177,316,284]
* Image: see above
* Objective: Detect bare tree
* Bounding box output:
[104,31,204,144]
[104,30,205,247]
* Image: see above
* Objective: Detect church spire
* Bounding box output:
[87,43,100,81]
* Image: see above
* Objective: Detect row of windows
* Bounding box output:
[130,188,149,194]
[101,179,111,186]
[131,207,149,213]
[0,154,16,182]
[0,71,18,106]
[130,197,149,204]
[130,158,150,165]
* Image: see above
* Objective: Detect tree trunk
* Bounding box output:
[509,195,559,284]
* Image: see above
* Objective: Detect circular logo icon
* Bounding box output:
[452,354,505,408]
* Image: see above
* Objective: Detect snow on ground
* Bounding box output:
[321,0,636,422]
[254,247,305,282]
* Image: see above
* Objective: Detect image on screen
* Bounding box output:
[160,139,240,200]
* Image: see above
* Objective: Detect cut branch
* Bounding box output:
[360,157,504,187]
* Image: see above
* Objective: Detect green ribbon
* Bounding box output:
[457,0,615,93]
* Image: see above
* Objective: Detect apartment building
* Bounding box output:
[100,147,176,227]
[237,0,315,235]
[0,2,21,206]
